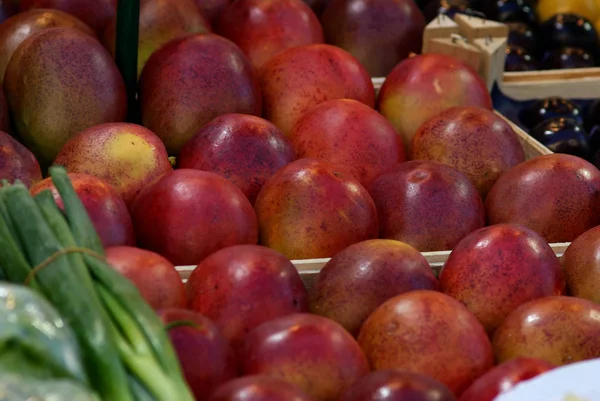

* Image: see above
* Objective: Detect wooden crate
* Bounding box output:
[176,78,558,287]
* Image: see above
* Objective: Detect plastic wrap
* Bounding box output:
[0,375,99,401]
[0,283,86,382]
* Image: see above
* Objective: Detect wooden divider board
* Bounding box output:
[177,243,570,291]
[500,67,600,100]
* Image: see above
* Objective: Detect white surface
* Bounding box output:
[494,359,600,401]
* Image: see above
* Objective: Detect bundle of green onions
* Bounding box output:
[0,166,194,401]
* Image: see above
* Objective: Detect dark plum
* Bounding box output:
[480,0,537,27]
[541,47,596,70]
[504,44,538,71]
[530,117,591,159]
[539,14,600,57]
[507,22,537,55]
[519,97,583,130]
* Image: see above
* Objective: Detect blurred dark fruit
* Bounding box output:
[507,22,537,55]
[541,47,596,70]
[519,97,584,130]
[530,117,591,159]
[480,0,537,26]
[539,14,600,57]
[504,45,538,71]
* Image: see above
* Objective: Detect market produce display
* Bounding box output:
[422,0,600,72]
[0,0,600,400]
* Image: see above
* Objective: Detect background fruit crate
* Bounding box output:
[499,67,600,101]
[491,68,600,158]
[176,79,560,288]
